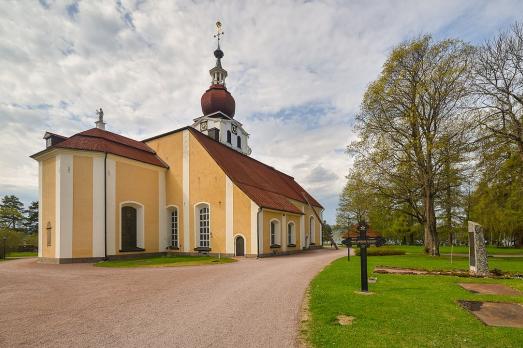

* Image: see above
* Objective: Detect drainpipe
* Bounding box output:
[256,207,262,258]
[104,152,108,261]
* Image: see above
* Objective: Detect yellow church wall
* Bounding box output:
[233,184,251,255]
[262,210,284,254]
[289,198,323,246]
[114,158,160,254]
[189,133,226,252]
[72,155,93,258]
[146,132,185,249]
[41,156,56,258]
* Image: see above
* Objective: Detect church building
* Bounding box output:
[31,26,324,263]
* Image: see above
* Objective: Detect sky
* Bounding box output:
[1,0,522,224]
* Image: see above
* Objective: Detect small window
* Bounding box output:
[46,137,52,148]
[237,136,241,148]
[270,221,276,245]
[287,222,295,245]
[227,130,232,144]
[169,208,178,248]
[270,220,280,246]
[46,222,52,246]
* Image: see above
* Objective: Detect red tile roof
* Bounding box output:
[32,128,168,168]
[190,128,322,214]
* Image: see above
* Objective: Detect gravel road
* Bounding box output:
[0,248,343,348]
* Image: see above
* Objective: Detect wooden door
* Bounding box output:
[122,206,137,250]
[235,236,245,256]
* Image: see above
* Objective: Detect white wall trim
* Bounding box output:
[250,201,259,255]
[106,158,116,255]
[158,171,167,251]
[287,221,296,245]
[225,176,234,254]
[92,157,105,257]
[309,215,315,244]
[55,154,73,259]
[119,201,145,250]
[281,214,287,251]
[38,162,43,257]
[182,130,190,252]
[258,208,264,253]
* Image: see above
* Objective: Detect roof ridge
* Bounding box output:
[79,128,156,154]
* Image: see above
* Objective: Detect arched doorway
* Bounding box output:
[121,206,137,250]
[235,236,245,256]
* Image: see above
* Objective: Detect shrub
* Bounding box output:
[355,248,406,256]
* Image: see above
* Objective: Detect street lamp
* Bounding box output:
[2,236,6,260]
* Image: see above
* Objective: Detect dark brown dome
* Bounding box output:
[201,84,235,118]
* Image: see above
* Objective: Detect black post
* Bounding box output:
[2,236,6,260]
[360,243,368,292]
[358,221,369,292]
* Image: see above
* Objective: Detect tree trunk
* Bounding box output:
[423,185,440,256]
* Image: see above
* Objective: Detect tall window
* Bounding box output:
[227,130,232,144]
[169,207,178,248]
[270,220,280,246]
[237,136,241,148]
[309,216,315,244]
[287,222,295,245]
[197,204,210,248]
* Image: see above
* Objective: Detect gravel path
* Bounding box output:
[0,248,343,348]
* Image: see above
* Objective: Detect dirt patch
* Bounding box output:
[336,315,355,326]
[458,301,523,328]
[459,283,522,296]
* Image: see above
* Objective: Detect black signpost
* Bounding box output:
[342,220,385,292]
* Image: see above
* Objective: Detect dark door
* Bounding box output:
[235,236,245,256]
[122,206,137,250]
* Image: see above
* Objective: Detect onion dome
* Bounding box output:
[200,21,235,118]
[201,84,235,117]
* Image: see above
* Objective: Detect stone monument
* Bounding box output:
[468,221,489,276]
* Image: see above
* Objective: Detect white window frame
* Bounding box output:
[287,222,295,245]
[309,216,315,244]
[195,203,211,248]
[270,219,281,246]
[167,206,179,248]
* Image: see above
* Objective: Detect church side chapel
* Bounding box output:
[31,23,324,263]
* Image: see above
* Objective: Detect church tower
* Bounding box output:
[192,21,252,156]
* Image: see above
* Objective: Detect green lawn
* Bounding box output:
[306,254,523,348]
[382,245,523,255]
[7,251,38,258]
[95,255,237,268]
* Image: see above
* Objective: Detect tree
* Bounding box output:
[350,36,474,255]
[474,22,523,162]
[23,201,39,234]
[322,221,333,244]
[0,195,25,230]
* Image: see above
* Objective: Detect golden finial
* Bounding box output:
[214,21,224,42]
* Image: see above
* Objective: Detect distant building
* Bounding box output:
[30,27,323,263]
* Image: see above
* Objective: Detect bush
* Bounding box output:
[0,228,26,257]
[355,248,406,256]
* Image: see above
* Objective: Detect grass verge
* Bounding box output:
[306,255,523,347]
[95,255,236,268]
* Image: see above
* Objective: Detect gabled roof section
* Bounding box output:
[31,128,168,168]
[189,128,322,213]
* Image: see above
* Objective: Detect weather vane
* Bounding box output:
[214,21,224,43]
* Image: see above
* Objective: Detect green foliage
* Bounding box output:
[0,195,25,229]
[23,201,39,234]
[0,228,25,255]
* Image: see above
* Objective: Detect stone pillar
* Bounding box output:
[468,221,489,276]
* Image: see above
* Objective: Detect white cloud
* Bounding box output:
[0,0,522,222]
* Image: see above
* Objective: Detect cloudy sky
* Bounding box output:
[1,0,522,223]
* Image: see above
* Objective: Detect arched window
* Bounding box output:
[227,130,232,144]
[270,219,280,246]
[309,216,315,244]
[287,222,295,246]
[196,203,210,248]
[237,135,241,148]
[168,207,178,248]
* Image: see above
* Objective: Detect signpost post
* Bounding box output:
[342,220,385,293]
